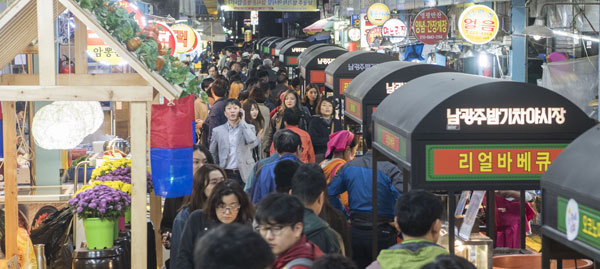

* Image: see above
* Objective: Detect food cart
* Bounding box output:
[0,0,182,267]
[266,37,285,57]
[278,40,312,78]
[297,43,333,65]
[255,37,273,51]
[541,125,600,268]
[274,38,300,58]
[343,61,455,156]
[298,45,346,97]
[259,37,278,55]
[370,72,595,267]
[324,51,395,99]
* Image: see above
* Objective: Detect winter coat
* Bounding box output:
[366,239,448,269]
[302,208,342,255]
[308,116,342,155]
[272,236,324,269]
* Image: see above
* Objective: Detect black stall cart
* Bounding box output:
[274,38,300,58]
[266,37,285,57]
[278,41,312,79]
[324,51,396,99]
[298,45,346,96]
[260,37,278,55]
[344,61,456,156]
[256,37,275,52]
[541,124,600,268]
[369,72,595,262]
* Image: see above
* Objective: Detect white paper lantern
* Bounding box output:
[32,102,87,149]
[54,101,104,135]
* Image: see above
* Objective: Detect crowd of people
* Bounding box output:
[158,48,476,269]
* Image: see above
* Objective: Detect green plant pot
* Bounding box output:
[83,218,114,250]
[114,220,119,240]
[125,208,131,224]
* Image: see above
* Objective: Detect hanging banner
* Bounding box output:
[367,3,390,26]
[171,23,200,54]
[87,1,146,65]
[382,18,407,43]
[222,0,317,11]
[152,21,178,56]
[413,8,449,45]
[458,5,499,45]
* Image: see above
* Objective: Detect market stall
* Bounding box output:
[0,0,184,267]
[324,51,395,98]
[343,61,455,155]
[297,43,332,65]
[541,125,600,268]
[298,45,346,96]
[258,37,278,55]
[256,36,274,51]
[370,72,595,264]
[278,40,312,78]
[266,37,285,57]
[274,38,300,58]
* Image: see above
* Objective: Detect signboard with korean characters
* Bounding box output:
[152,22,178,56]
[458,5,499,45]
[367,3,390,26]
[223,0,317,11]
[371,72,596,190]
[171,23,199,54]
[360,14,376,48]
[382,18,407,43]
[412,8,448,45]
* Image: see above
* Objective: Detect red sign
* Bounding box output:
[381,129,400,152]
[412,8,449,45]
[366,27,382,47]
[310,70,325,83]
[432,147,563,175]
[152,21,177,56]
[339,78,353,95]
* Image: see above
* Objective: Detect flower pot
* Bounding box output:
[125,208,131,224]
[114,220,119,240]
[83,218,114,250]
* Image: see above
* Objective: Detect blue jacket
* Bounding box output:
[250,154,300,203]
[328,151,403,218]
[206,98,227,143]
[245,153,280,193]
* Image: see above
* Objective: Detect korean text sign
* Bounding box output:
[223,0,317,11]
[412,8,448,45]
[458,5,499,45]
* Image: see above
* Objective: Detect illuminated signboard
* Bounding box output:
[348,63,375,71]
[374,123,407,161]
[291,47,307,53]
[345,98,361,120]
[386,82,406,94]
[339,78,353,95]
[413,8,449,45]
[447,107,566,130]
[171,23,199,54]
[458,5,499,45]
[425,144,566,182]
[557,197,600,250]
[317,58,336,65]
[367,3,390,26]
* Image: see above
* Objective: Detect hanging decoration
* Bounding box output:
[458,5,499,45]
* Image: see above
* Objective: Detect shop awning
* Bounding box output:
[278,41,312,66]
[541,124,600,262]
[371,72,595,190]
[196,21,226,42]
[298,43,334,65]
[324,51,396,97]
[303,17,334,34]
[344,61,456,127]
[265,37,285,56]
[306,31,331,42]
[299,45,346,84]
[259,37,279,54]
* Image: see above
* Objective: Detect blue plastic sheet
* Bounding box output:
[150,147,193,198]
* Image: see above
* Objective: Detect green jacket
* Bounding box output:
[367,239,448,269]
[302,208,342,254]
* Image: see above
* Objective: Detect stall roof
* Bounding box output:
[299,46,346,83]
[274,38,300,56]
[324,51,395,96]
[259,37,278,53]
[298,44,342,68]
[372,72,595,190]
[267,37,285,56]
[298,43,334,64]
[256,37,273,51]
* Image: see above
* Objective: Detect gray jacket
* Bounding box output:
[209,121,258,181]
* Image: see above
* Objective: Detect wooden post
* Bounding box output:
[150,193,163,266]
[74,18,88,74]
[37,0,57,86]
[2,102,18,260]
[130,101,147,269]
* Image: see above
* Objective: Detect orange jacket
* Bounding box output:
[270,125,315,163]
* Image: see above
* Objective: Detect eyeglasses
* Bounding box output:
[255,225,291,236]
[216,204,241,214]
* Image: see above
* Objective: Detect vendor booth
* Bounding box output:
[278,40,312,78]
[370,72,595,266]
[324,51,395,98]
[541,125,600,268]
[256,37,273,51]
[299,45,346,96]
[274,38,300,57]
[259,37,278,55]
[297,43,332,65]
[266,37,285,57]
[343,61,456,155]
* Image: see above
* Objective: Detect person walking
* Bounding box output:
[303,84,321,116]
[308,98,342,162]
[210,99,259,188]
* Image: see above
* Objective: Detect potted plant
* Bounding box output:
[68,184,130,249]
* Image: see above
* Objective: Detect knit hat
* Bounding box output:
[325,130,355,158]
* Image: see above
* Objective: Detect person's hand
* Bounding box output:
[162,232,171,249]
[257,128,265,139]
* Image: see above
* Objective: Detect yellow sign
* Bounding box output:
[367,3,390,26]
[458,5,499,44]
[171,23,199,54]
[223,0,317,12]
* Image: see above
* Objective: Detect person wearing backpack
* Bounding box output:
[255,193,324,269]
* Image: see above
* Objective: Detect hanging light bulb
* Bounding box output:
[478,52,490,68]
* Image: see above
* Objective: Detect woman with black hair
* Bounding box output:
[169,164,226,269]
[265,90,311,156]
[175,180,255,268]
[308,98,343,162]
[303,84,321,116]
[320,130,358,209]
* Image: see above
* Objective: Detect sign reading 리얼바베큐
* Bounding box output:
[557,197,600,250]
[425,144,567,182]
[413,8,448,45]
[458,5,499,44]
[223,0,317,11]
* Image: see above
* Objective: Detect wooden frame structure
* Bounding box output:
[0,0,181,267]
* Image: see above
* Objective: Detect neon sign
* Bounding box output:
[447,107,567,127]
